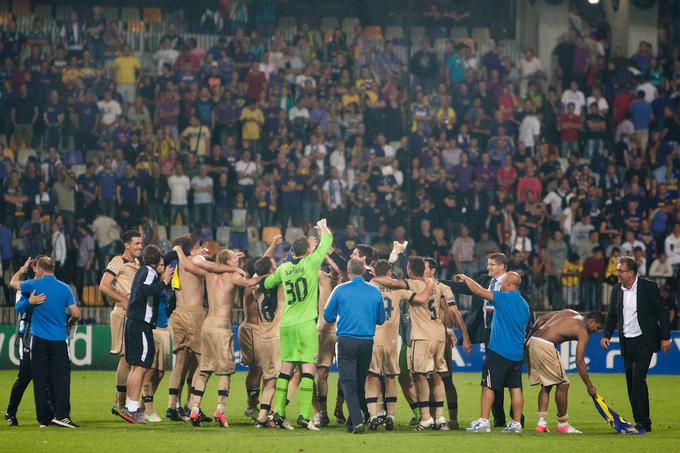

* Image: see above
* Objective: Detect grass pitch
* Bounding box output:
[1,371,678,452]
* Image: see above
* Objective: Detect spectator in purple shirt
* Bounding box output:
[452,152,473,193]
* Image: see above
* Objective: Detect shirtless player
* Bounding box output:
[176,246,263,427]
[99,230,142,416]
[165,234,242,421]
[526,309,605,433]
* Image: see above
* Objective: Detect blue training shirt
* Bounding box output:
[323,277,385,340]
[488,290,530,362]
[20,275,76,341]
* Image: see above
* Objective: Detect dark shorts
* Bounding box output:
[481,349,523,390]
[125,318,155,368]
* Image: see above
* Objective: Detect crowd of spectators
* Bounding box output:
[0,4,678,317]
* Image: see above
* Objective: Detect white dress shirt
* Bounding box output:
[621,277,642,338]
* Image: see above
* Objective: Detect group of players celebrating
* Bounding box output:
[102,219,605,433]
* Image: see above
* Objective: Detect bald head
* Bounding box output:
[500,271,521,290]
[347,258,365,277]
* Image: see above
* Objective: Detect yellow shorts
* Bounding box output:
[527,337,568,387]
[369,343,400,376]
[199,316,235,375]
[408,340,447,374]
[238,322,256,366]
[152,328,171,371]
[170,305,205,354]
[317,330,336,368]
[109,306,126,355]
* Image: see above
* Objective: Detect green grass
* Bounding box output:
[1,371,678,452]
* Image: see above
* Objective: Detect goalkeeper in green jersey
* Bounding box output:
[263,218,333,431]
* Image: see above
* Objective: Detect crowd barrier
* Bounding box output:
[1,325,679,375]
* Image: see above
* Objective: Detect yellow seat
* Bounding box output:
[262,226,282,246]
[127,20,145,33]
[143,8,161,24]
[12,0,30,15]
[365,25,383,40]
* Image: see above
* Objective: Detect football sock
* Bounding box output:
[299,373,315,420]
[274,373,291,418]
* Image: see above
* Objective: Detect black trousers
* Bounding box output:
[337,336,373,429]
[485,341,523,426]
[31,336,71,424]
[622,336,654,428]
[6,341,32,417]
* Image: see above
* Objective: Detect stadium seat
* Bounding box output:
[278,16,297,29]
[341,16,360,34]
[434,38,449,59]
[262,226,282,245]
[216,226,231,246]
[284,227,304,244]
[247,226,259,244]
[121,6,140,22]
[471,27,491,45]
[248,241,266,256]
[102,6,119,21]
[385,25,404,41]
[11,0,29,15]
[320,16,338,32]
[394,44,409,65]
[0,11,12,27]
[33,4,53,20]
[451,27,468,39]
[410,26,426,44]
[54,4,70,21]
[364,25,383,40]
[127,20,145,33]
[70,164,86,178]
[143,8,162,24]
[156,225,167,242]
[170,225,190,240]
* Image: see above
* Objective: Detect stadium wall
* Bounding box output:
[1,325,679,375]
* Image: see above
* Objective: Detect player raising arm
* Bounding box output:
[264,219,333,431]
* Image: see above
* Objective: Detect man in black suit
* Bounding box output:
[601,256,671,433]
[442,252,518,427]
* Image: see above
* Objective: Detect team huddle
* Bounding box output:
[103,220,607,433]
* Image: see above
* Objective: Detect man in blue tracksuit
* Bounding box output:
[324,258,385,433]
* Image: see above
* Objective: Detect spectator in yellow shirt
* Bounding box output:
[180,115,211,157]
[561,252,583,308]
[111,45,141,104]
[239,102,264,143]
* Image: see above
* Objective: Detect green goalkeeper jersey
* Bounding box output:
[264,232,333,328]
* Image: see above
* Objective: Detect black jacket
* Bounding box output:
[442,274,493,344]
[127,265,166,327]
[603,276,670,353]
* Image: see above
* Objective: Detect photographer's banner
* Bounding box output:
[1,326,679,375]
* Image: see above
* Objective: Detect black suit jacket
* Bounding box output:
[442,274,493,344]
[603,276,671,353]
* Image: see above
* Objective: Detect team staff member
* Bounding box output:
[443,252,520,427]
[5,287,45,425]
[11,257,81,428]
[119,245,174,424]
[324,258,386,434]
[601,256,671,433]
[454,271,530,434]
